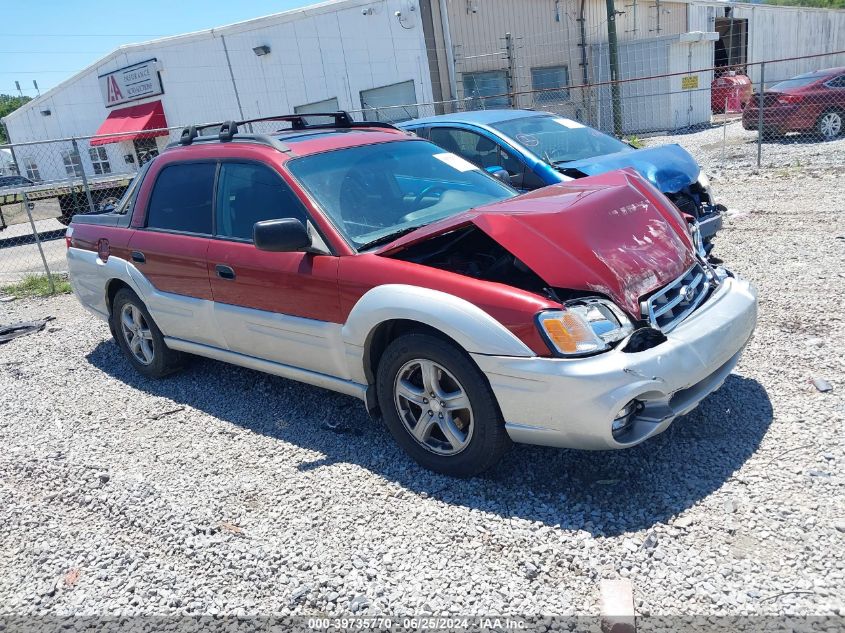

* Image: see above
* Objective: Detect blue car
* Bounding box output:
[401,110,722,246]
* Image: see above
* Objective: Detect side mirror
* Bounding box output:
[485,165,512,185]
[254,218,312,252]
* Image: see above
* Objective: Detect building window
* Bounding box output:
[61,150,84,178]
[531,65,570,103]
[461,71,510,109]
[24,159,41,182]
[360,80,418,123]
[294,97,340,115]
[88,146,112,175]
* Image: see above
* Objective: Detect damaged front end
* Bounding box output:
[557,144,723,246]
[382,169,727,358]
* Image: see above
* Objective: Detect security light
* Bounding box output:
[253,45,271,56]
[40,109,51,116]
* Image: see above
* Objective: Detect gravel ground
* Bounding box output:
[1,129,844,626]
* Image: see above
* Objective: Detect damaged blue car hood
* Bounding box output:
[561,144,700,194]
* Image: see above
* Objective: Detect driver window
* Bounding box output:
[215,162,307,241]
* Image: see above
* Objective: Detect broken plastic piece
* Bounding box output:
[0,317,54,344]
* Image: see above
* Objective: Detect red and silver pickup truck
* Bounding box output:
[66,113,758,477]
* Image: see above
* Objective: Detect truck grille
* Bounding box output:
[641,263,710,332]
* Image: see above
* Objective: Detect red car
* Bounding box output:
[67,113,757,476]
[742,67,845,140]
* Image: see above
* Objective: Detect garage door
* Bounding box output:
[360,80,418,123]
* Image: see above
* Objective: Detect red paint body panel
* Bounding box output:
[207,241,341,322]
[128,231,213,300]
[338,254,557,356]
[380,170,695,316]
[741,67,845,133]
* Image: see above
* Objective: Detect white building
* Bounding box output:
[2,0,434,183]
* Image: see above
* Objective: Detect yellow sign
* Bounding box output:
[681,75,699,90]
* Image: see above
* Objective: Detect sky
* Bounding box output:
[0,0,315,97]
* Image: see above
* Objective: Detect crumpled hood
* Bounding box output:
[561,144,700,194]
[383,169,696,316]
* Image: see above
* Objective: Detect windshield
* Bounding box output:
[287,140,517,249]
[491,115,630,164]
[769,73,826,92]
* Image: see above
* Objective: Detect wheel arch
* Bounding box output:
[342,284,535,412]
[105,278,132,316]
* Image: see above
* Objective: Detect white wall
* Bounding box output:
[2,0,433,183]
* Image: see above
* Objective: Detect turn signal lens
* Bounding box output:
[537,299,634,357]
[540,311,599,354]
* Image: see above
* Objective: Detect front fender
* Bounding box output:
[341,284,535,383]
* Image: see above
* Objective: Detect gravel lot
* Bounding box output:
[1,126,843,626]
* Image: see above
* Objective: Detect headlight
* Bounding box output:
[536,299,634,356]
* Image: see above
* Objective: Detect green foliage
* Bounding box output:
[0,94,32,143]
[2,273,71,298]
[763,0,845,8]
[624,135,644,149]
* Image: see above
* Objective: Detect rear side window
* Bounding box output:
[215,162,307,241]
[146,163,215,234]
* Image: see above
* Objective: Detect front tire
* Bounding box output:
[110,288,183,378]
[376,333,510,477]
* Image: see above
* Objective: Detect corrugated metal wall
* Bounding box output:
[437,0,687,98]
[689,2,845,84]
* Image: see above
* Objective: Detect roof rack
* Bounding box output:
[169,111,399,149]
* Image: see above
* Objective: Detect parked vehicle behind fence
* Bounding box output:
[401,110,723,251]
[66,112,757,477]
[742,67,845,140]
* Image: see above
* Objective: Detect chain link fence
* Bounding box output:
[1,49,843,294]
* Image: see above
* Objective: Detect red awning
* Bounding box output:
[90,101,168,146]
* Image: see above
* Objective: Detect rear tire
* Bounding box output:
[110,288,183,378]
[376,333,510,477]
[817,110,843,141]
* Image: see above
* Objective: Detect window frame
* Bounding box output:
[460,70,511,108]
[61,149,84,178]
[212,158,313,245]
[24,160,41,182]
[88,146,112,175]
[530,65,571,103]
[142,159,218,237]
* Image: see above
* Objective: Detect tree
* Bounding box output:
[763,0,845,7]
[0,95,32,143]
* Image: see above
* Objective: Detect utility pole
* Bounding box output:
[605,0,623,137]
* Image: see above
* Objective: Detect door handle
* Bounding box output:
[131,251,145,264]
[215,264,236,280]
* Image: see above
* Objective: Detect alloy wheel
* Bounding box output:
[819,112,842,139]
[120,303,155,365]
[393,358,474,456]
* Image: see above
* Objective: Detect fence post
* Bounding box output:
[605,0,624,137]
[756,62,765,168]
[503,32,516,108]
[22,191,55,294]
[722,95,728,164]
[72,138,96,214]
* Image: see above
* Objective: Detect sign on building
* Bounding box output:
[681,75,699,90]
[99,59,163,108]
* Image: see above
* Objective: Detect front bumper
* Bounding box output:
[472,276,757,450]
